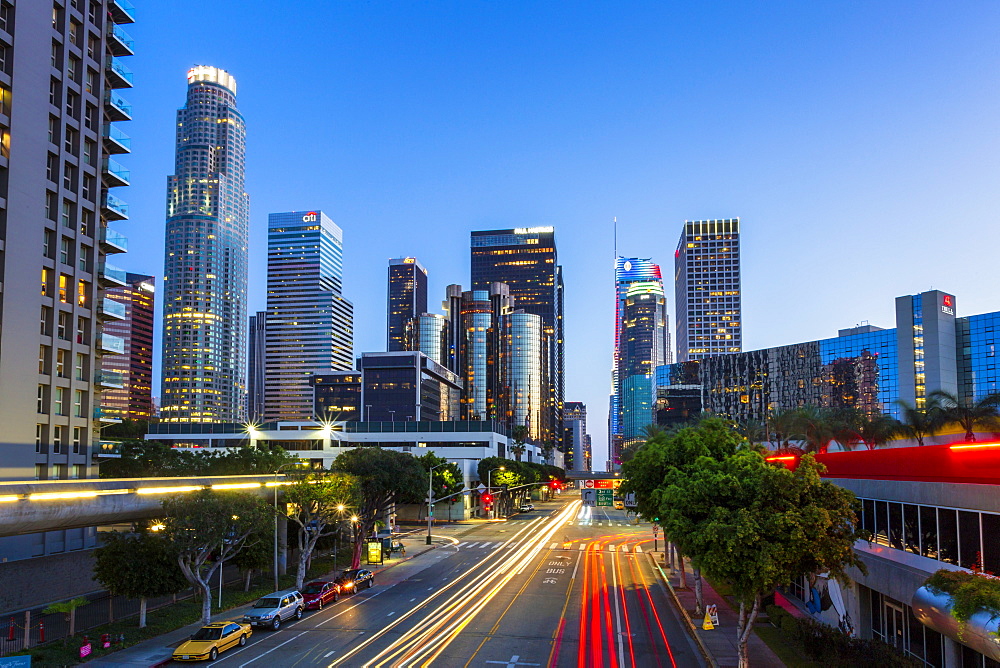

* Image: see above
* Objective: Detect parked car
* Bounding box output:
[334,569,374,593]
[301,580,341,610]
[242,589,304,630]
[172,621,251,662]
[519,504,532,513]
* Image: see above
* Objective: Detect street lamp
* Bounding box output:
[272,462,307,590]
[426,462,447,545]
[487,466,505,520]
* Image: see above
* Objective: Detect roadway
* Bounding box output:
[191,495,704,668]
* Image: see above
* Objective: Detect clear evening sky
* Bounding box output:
[121,1,1000,468]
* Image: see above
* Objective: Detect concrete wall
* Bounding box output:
[0,549,100,613]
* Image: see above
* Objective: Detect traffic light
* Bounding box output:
[482,492,493,507]
[548,480,562,490]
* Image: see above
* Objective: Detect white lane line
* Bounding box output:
[409,598,416,602]
[611,541,626,664]
[238,631,308,667]
[549,542,558,550]
[620,546,629,553]
[458,541,470,547]
[387,611,396,617]
[578,543,586,551]
[635,545,643,553]
[324,651,335,658]
[608,545,616,552]
[427,587,434,590]
[464,542,478,548]
[571,550,584,579]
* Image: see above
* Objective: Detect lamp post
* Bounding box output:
[426,463,447,545]
[487,466,505,520]
[272,462,305,590]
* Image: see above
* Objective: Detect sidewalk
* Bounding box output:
[88,539,443,667]
[647,552,785,668]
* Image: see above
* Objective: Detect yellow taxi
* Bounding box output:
[172,621,252,661]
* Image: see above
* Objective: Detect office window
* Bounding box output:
[35,464,46,481]
[41,268,50,297]
[60,237,71,264]
[56,349,68,378]
[54,464,68,480]
[36,424,44,453]
[61,200,72,227]
[79,245,91,272]
[75,353,85,381]
[71,464,84,480]
[889,503,904,550]
[54,387,65,415]
[76,316,87,343]
[37,385,46,413]
[83,139,94,165]
[72,427,82,454]
[938,509,959,565]
[58,273,69,302]
[41,306,52,336]
[53,425,63,453]
[47,153,57,182]
[38,345,48,374]
[77,279,87,306]
[959,511,982,570]
[920,505,938,559]
[874,501,889,546]
[73,389,84,417]
[58,311,70,340]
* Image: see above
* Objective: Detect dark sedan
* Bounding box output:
[334,569,374,594]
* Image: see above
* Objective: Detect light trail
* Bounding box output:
[328,500,581,668]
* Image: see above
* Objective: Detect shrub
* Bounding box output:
[780,613,799,638]
[796,617,921,667]
[925,569,1000,629]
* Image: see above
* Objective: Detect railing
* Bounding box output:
[98,333,126,355]
[93,407,121,422]
[95,370,125,388]
[97,440,123,457]
[108,23,135,54]
[99,226,128,253]
[102,158,130,187]
[102,124,131,152]
[101,191,129,220]
[109,0,136,23]
[105,57,134,88]
[104,91,132,120]
[98,297,126,319]
[99,262,127,286]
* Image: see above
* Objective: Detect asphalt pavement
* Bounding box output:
[93,496,705,667]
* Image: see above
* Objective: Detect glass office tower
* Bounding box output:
[246,310,266,422]
[161,66,249,422]
[100,274,155,420]
[620,281,669,441]
[263,210,353,421]
[407,313,449,367]
[503,311,550,442]
[388,257,427,352]
[471,228,563,448]
[674,219,742,362]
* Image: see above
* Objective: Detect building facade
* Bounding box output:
[563,401,591,471]
[502,310,550,443]
[161,66,249,423]
[387,257,427,352]
[100,273,154,420]
[246,310,266,422]
[471,228,564,451]
[263,210,353,421]
[406,313,449,367]
[358,351,461,422]
[674,218,742,362]
[312,371,361,421]
[0,0,135,560]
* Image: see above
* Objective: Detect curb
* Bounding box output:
[647,553,718,668]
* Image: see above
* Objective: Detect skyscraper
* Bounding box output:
[471,228,563,448]
[387,257,427,352]
[247,310,266,422]
[563,401,591,471]
[161,66,248,423]
[503,311,550,443]
[263,210,353,421]
[609,257,670,463]
[674,219,742,362]
[100,274,155,420]
[406,313,449,367]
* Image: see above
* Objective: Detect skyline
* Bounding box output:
[113,1,1000,466]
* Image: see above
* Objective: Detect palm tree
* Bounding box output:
[830,407,864,452]
[856,413,902,450]
[894,399,940,446]
[795,405,836,454]
[509,425,529,461]
[768,408,803,453]
[735,418,767,447]
[927,390,1000,442]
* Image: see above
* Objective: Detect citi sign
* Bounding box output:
[302,211,319,223]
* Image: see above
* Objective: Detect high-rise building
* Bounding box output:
[674,218,742,362]
[387,257,427,352]
[100,274,155,420]
[358,352,461,422]
[609,257,670,464]
[312,371,362,421]
[0,1,134,561]
[471,228,563,449]
[563,402,591,471]
[502,311,550,443]
[263,210,353,421]
[247,310,266,422]
[161,66,249,423]
[406,313,449,367]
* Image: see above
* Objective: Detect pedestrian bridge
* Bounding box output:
[0,475,288,538]
[564,471,623,480]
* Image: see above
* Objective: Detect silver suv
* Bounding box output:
[243,589,304,630]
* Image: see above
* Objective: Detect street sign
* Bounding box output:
[707,604,719,626]
[596,489,614,507]
[477,483,486,492]
[581,489,596,505]
[584,479,595,489]
[624,492,637,508]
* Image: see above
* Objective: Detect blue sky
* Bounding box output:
[121,1,1000,467]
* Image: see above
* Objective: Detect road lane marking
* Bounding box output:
[549,542,558,549]
[324,650,335,658]
[635,545,642,553]
[579,543,586,551]
[410,598,416,602]
[464,542,477,548]
[608,544,616,552]
[387,611,396,617]
[238,631,308,667]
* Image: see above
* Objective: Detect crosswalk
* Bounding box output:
[456,541,508,549]
[566,522,629,527]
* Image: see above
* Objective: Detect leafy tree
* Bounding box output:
[100,441,297,478]
[509,425,529,462]
[857,413,902,450]
[93,530,188,627]
[101,419,150,440]
[43,597,89,643]
[331,448,424,568]
[927,390,1000,442]
[161,490,272,624]
[794,405,837,453]
[894,399,941,446]
[656,452,866,667]
[283,471,358,590]
[230,526,272,592]
[768,408,803,452]
[416,452,464,504]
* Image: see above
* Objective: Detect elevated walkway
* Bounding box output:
[0,475,281,537]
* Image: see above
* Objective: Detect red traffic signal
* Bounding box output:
[549,480,562,490]
[481,493,493,504]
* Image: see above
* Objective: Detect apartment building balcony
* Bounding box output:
[103,125,131,154]
[98,262,127,287]
[109,0,136,24]
[98,333,126,355]
[97,297,127,321]
[105,91,132,122]
[95,370,125,389]
[108,23,135,56]
[99,226,128,254]
[101,191,129,221]
[105,57,134,89]
[94,407,122,423]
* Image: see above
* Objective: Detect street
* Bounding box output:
[193,495,703,667]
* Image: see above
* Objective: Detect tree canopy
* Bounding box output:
[100,440,297,478]
[282,471,358,589]
[93,530,188,627]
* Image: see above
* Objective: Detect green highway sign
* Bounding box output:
[596,489,614,507]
